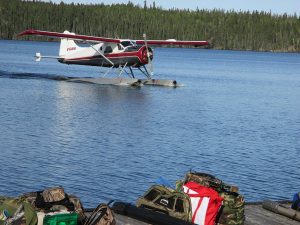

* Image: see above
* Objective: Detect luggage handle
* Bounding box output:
[159,199,169,207]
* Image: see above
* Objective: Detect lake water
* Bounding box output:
[0,40,299,207]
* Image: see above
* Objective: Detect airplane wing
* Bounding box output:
[19,29,209,46]
[135,39,209,47]
[18,29,121,43]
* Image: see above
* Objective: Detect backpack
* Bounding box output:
[84,203,115,225]
[35,191,75,212]
[136,185,193,222]
[183,181,223,225]
[292,193,300,211]
[22,187,86,224]
[42,187,65,203]
[179,171,245,225]
[181,172,238,193]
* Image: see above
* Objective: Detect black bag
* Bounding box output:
[84,203,115,225]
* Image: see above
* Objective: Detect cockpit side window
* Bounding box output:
[104,46,113,54]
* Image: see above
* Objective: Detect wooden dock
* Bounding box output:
[245,202,299,225]
[110,201,300,225]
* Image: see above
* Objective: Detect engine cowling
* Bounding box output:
[140,46,153,64]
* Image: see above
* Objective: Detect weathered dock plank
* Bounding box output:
[245,203,299,225]
[87,202,300,225]
[115,213,151,225]
[113,203,300,225]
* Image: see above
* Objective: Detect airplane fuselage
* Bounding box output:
[59,41,152,68]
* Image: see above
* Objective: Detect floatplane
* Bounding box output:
[19,29,209,87]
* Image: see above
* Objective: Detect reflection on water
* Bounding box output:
[0,40,299,207]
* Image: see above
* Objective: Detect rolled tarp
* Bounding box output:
[262,200,300,222]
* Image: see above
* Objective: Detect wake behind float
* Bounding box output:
[68,77,180,87]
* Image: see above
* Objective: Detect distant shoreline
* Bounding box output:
[2,38,298,54]
[1,0,299,52]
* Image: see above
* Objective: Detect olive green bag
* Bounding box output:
[22,187,86,224]
[136,185,192,222]
[0,197,37,225]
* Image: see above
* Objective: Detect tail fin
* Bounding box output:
[59,31,80,57]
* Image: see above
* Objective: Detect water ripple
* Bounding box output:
[0,40,299,206]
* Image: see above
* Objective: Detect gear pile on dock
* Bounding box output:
[135,171,245,225]
[0,172,299,225]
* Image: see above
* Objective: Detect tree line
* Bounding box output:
[1,0,300,52]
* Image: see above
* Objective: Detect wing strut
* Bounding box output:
[128,67,135,78]
[139,65,152,79]
[84,41,114,67]
[118,62,128,77]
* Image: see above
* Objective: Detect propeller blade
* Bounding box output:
[143,33,154,77]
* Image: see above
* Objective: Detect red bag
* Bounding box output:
[183,181,223,225]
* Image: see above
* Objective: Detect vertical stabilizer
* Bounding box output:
[59,31,80,57]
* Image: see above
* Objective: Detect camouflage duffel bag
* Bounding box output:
[178,171,245,225]
[182,171,238,193]
[217,192,245,225]
[22,187,86,223]
[136,185,192,222]
[0,197,37,225]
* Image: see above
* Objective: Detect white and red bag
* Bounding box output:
[183,181,223,225]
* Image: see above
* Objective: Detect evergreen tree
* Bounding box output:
[0,0,299,52]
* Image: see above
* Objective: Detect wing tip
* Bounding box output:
[18,29,36,37]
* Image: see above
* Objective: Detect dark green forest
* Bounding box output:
[1,0,300,52]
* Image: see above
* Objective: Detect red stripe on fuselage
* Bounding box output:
[66,51,141,62]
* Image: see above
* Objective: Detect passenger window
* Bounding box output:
[104,46,112,53]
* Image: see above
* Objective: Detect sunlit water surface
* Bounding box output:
[0,40,299,207]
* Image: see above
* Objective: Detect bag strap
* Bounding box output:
[85,205,106,225]
[84,203,115,225]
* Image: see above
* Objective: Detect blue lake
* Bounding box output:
[0,40,299,207]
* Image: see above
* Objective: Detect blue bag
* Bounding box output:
[291,192,300,210]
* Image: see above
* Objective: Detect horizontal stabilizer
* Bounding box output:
[35,52,62,61]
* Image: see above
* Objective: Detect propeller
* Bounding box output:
[143,33,154,77]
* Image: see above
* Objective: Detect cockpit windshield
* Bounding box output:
[119,40,139,52]
[120,40,137,48]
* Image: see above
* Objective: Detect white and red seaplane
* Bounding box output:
[19,29,209,87]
